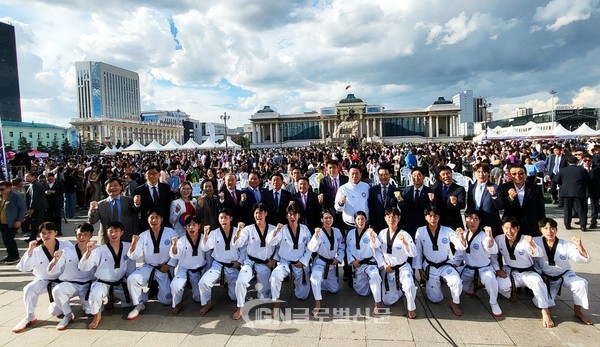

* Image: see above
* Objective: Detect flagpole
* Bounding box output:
[0,120,8,179]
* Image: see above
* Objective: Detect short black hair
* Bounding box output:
[76,222,94,234]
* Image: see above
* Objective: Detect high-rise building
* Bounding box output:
[453,90,474,124]
[0,22,22,122]
[75,61,140,120]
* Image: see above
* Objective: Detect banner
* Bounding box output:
[0,121,8,179]
[207,123,216,143]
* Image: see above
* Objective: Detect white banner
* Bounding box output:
[0,121,8,179]
[207,123,216,143]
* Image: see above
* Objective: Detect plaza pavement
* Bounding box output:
[1,204,599,347]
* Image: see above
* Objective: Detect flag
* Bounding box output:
[345,84,351,90]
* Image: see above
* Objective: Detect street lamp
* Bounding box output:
[479,101,492,141]
[220,112,230,148]
[549,90,557,129]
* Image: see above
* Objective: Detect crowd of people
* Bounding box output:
[2,138,598,333]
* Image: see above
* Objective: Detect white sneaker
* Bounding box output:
[12,317,37,333]
[491,303,503,317]
[127,303,145,320]
[56,313,74,330]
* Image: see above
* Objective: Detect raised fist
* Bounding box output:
[171,237,178,246]
[449,195,458,205]
[237,222,245,231]
[86,241,96,252]
[175,204,181,213]
[394,191,402,199]
[132,235,140,243]
[571,236,582,246]
[53,250,63,260]
[524,235,533,244]
[204,225,212,234]
[241,193,247,202]
[134,195,141,205]
[218,192,225,200]
[484,226,493,238]
[428,192,435,201]
[318,194,324,204]
[197,198,204,208]
[340,194,347,204]
[90,201,99,210]
[28,240,38,251]
[314,227,321,235]
[455,227,464,238]
[486,186,496,196]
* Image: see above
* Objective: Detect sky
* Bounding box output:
[1,0,600,128]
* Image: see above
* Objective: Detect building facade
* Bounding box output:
[453,90,474,125]
[483,107,599,133]
[249,94,461,148]
[1,120,69,150]
[0,22,22,122]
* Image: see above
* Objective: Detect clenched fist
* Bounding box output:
[90,201,99,210]
[134,195,142,205]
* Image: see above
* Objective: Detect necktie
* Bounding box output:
[254,188,261,202]
[274,191,279,208]
[302,194,307,208]
[442,185,449,200]
[333,178,338,196]
[112,199,119,221]
[152,186,159,205]
[553,156,560,174]
[381,186,387,203]
[414,188,420,201]
[476,184,484,210]
[231,190,237,205]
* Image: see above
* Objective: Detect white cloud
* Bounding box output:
[534,0,598,31]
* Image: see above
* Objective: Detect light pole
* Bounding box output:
[549,90,557,129]
[480,101,491,141]
[220,112,230,149]
[279,123,283,148]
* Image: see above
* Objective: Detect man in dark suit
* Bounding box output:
[368,167,399,232]
[466,163,503,236]
[88,177,139,243]
[218,172,245,225]
[582,154,600,228]
[0,180,27,263]
[291,177,321,231]
[431,166,466,230]
[263,173,292,226]
[239,171,265,225]
[24,171,49,242]
[554,156,593,231]
[196,179,220,230]
[544,146,568,205]
[398,167,434,238]
[319,160,348,230]
[133,165,173,231]
[44,173,64,235]
[499,164,546,236]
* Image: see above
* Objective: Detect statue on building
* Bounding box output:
[333,108,359,139]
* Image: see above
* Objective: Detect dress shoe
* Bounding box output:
[575,221,580,225]
[557,205,564,208]
[565,225,572,230]
[589,223,597,229]
[581,227,587,232]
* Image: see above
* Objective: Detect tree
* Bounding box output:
[60,138,75,156]
[37,142,49,154]
[233,135,251,149]
[84,140,101,155]
[49,139,60,156]
[17,137,32,152]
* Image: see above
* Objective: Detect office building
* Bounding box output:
[0,22,22,122]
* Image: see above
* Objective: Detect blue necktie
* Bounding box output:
[442,185,449,201]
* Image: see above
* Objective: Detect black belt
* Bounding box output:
[67,279,95,300]
[542,270,569,298]
[248,255,269,265]
[216,260,237,285]
[287,259,306,285]
[353,258,378,278]
[97,277,131,308]
[507,265,536,295]
[186,264,205,287]
[384,263,406,291]
[47,279,62,303]
[424,257,452,279]
[149,263,173,286]
[318,255,339,280]
[460,263,491,294]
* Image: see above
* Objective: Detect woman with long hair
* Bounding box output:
[169,181,198,237]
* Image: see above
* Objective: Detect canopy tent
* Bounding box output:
[500,125,525,139]
[472,128,500,142]
[525,124,551,138]
[217,136,241,149]
[28,150,49,158]
[179,138,200,150]
[574,123,599,137]
[161,139,181,151]
[100,146,117,155]
[198,138,217,149]
[141,140,164,152]
[551,124,577,138]
[122,140,146,152]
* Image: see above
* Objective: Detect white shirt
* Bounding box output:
[18,240,73,280]
[460,229,497,268]
[170,235,207,270]
[79,242,136,282]
[413,225,465,270]
[128,227,179,267]
[346,227,378,263]
[335,181,370,225]
[233,223,277,261]
[493,234,541,271]
[533,237,590,276]
[48,243,97,282]
[266,224,312,266]
[201,227,245,264]
[307,227,345,263]
[371,228,416,267]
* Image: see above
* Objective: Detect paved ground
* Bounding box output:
[1,204,599,346]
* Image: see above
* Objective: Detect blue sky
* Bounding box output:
[1,0,599,128]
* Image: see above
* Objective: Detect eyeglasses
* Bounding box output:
[583,159,592,162]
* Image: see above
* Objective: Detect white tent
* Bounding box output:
[552,124,577,138]
[501,125,526,139]
[217,136,241,149]
[162,139,181,151]
[122,140,146,152]
[141,140,164,152]
[100,146,117,155]
[525,124,551,138]
[180,138,200,150]
[574,123,599,137]
[198,138,217,149]
[472,128,500,142]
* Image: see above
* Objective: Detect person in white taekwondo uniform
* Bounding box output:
[414,206,466,316]
[198,208,245,316]
[169,215,208,315]
[232,203,277,320]
[47,223,97,330]
[267,204,312,316]
[346,211,382,313]
[370,207,417,318]
[126,209,178,320]
[12,222,72,333]
[493,216,554,328]
[308,209,345,316]
[335,165,370,228]
[456,211,502,317]
[79,221,136,329]
[533,218,592,325]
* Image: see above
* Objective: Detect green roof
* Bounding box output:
[0,120,67,129]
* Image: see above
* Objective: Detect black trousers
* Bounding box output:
[564,197,588,228]
[0,224,19,259]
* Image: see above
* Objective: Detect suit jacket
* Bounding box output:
[398,185,434,237]
[284,182,298,195]
[239,186,266,225]
[3,190,27,227]
[544,154,568,176]
[319,175,349,209]
[554,165,592,198]
[499,181,545,236]
[263,189,292,226]
[291,191,322,231]
[431,182,466,230]
[585,166,600,198]
[195,195,220,230]
[218,186,245,225]
[132,182,173,230]
[88,195,139,243]
[44,181,64,210]
[367,184,399,233]
[466,181,503,235]
[26,180,49,212]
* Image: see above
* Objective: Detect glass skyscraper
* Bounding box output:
[0,22,22,122]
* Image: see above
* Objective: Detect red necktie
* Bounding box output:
[231,190,237,205]
[152,186,159,205]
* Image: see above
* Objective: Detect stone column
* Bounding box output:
[270,124,274,143]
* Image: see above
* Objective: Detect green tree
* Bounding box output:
[84,140,101,155]
[37,142,49,153]
[49,139,60,156]
[60,138,75,156]
[233,135,251,149]
[17,137,32,152]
